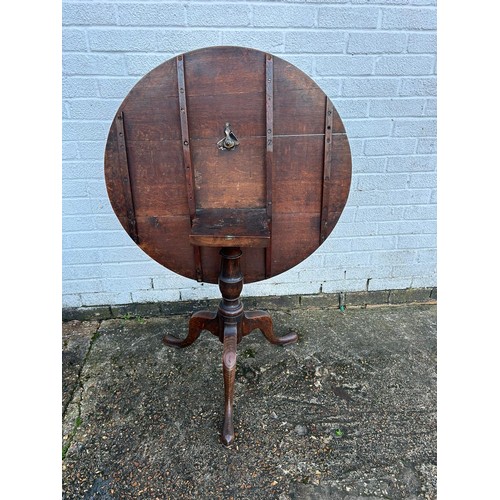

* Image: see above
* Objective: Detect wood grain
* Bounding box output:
[104,46,352,284]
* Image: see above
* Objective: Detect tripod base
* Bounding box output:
[162,247,298,446]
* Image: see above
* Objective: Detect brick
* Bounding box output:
[353,157,386,173]
[118,3,185,26]
[159,299,212,317]
[374,55,435,75]
[131,289,181,303]
[345,265,393,280]
[393,118,436,137]
[63,3,116,26]
[392,264,435,278]
[94,215,124,231]
[63,230,131,249]
[63,249,101,266]
[67,99,121,120]
[285,31,345,53]
[101,261,163,278]
[187,3,251,26]
[64,278,104,295]
[63,54,126,76]
[98,246,149,263]
[63,77,99,98]
[63,142,79,160]
[337,206,357,224]
[364,138,416,156]
[63,179,88,198]
[61,295,84,310]
[63,215,96,232]
[63,305,111,321]
[381,7,436,30]
[407,33,437,53]
[370,250,417,266]
[86,181,109,199]
[77,141,106,159]
[278,55,313,77]
[81,292,132,307]
[322,279,368,293]
[125,54,173,76]
[334,222,377,238]
[343,119,392,138]
[223,30,285,52]
[348,32,406,54]
[356,173,408,191]
[378,220,435,235]
[408,172,436,188]
[346,138,364,156]
[63,103,71,120]
[153,274,196,290]
[316,236,351,253]
[342,78,399,97]
[416,138,436,154]
[244,281,318,297]
[88,28,158,52]
[179,285,227,301]
[400,77,436,96]
[299,267,344,282]
[404,204,436,220]
[300,293,340,309]
[398,233,436,249]
[355,206,406,222]
[369,98,425,118]
[352,0,408,3]
[249,295,301,311]
[388,287,434,304]
[424,98,437,116]
[314,78,342,97]
[63,197,92,216]
[350,236,397,251]
[159,30,222,51]
[415,248,436,264]
[62,28,88,51]
[306,0,348,3]
[110,302,162,319]
[318,7,379,28]
[63,121,110,141]
[316,55,374,76]
[325,251,371,267]
[349,188,431,207]
[253,5,315,28]
[63,263,101,281]
[97,77,139,98]
[386,155,436,172]
[346,290,391,307]
[334,99,369,118]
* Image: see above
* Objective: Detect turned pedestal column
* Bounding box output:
[163,247,297,445]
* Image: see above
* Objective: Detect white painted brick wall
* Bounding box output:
[62,0,437,308]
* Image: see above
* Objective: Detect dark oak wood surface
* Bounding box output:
[105,46,352,284]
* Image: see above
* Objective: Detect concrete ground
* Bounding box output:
[62,302,436,499]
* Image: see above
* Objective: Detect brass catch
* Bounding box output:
[217,123,239,150]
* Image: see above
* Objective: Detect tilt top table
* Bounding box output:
[105,46,352,446]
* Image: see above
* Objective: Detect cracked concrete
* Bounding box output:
[62,303,436,499]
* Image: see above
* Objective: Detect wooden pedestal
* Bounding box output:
[163,247,297,446]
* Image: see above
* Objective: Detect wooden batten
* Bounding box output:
[320,97,334,243]
[177,54,203,281]
[265,53,274,278]
[115,112,139,243]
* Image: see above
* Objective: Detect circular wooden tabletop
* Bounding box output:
[105,46,351,284]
